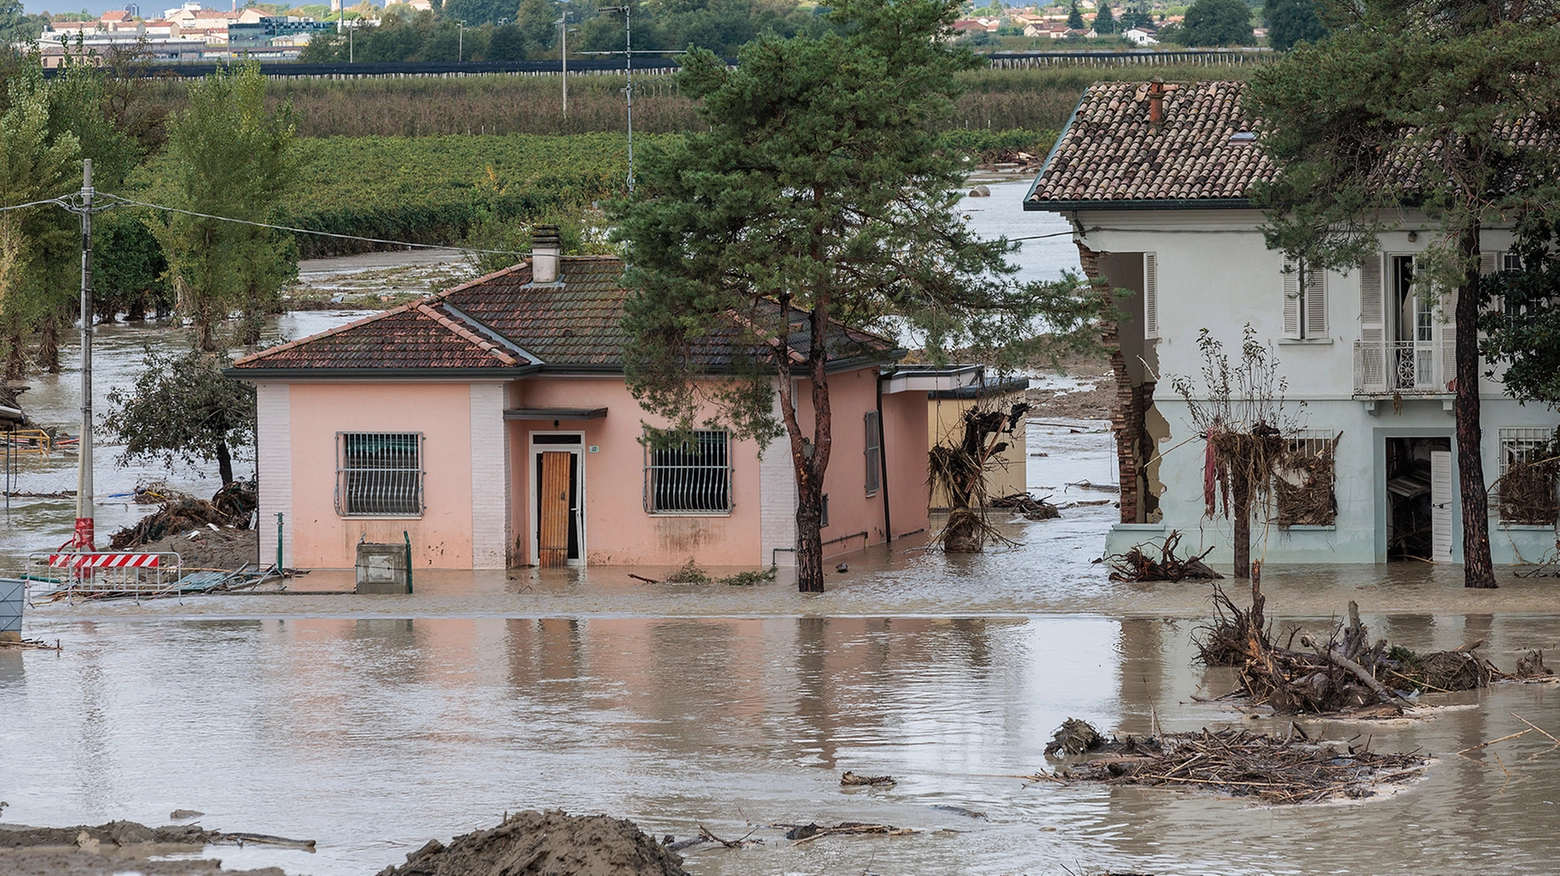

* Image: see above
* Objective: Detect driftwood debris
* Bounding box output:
[930,402,1029,552]
[839,770,895,787]
[1108,530,1222,582]
[1040,722,1427,804]
[784,822,916,845]
[1044,718,1162,758]
[110,480,257,550]
[1194,579,1554,714]
[990,492,1060,520]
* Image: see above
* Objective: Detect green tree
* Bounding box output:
[1094,0,1115,33]
[1067,0,1084,28]
[1176,0,1252,45]
[102,346,256,486]
[0,73,79,380]
[1248,0,1560,588]
[148,64,296,352]
[613,0,1092,592]
[442,0,519,26]
[1119,0,1151,28]
[1264,0,1324,50]
[1479,221,1560,407]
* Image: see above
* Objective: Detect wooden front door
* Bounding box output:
[538,450,572,567]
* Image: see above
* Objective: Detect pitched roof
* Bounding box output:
[231,300,530,375]
[1026,80,1276,209]
[231,256,900,379]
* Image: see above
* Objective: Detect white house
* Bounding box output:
[1025,80,1558,566]
[1122,27,1158,46]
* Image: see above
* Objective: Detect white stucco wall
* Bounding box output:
[1078,208,1558,566]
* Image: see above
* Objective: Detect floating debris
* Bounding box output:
[1108,530,1222,582]
[840,770,895,787]
[1037,721,1427,804]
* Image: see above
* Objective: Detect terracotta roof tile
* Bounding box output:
[233,256,898,377]
[232,302,528,371]
[1028,80,1274,207]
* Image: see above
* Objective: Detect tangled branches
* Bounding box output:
[930,402,1030,552]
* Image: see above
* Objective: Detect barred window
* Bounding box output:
[864,411,882,496]
[1497,427,1558,525]
[644,429,732,514]
[1273,429,1340,527]
[337,432,423,516]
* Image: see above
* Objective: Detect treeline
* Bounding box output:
[301,0,830,64]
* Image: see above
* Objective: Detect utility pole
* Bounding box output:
[75,159,94,550]
[457,19,465,63]
[558,11,569,120]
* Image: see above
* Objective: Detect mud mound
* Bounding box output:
[377,810,688,876]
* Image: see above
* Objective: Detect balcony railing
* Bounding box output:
[1354,340,1455,396]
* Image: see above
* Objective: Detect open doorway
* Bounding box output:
[1385,436,1452,562]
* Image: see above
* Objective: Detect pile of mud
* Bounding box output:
[0,821,283,876]
[378,809,689,876]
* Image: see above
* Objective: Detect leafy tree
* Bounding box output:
[102,346,256,486]
[1119,0,1151,27]
[515,0,561,50]
[148,64,296,353]
[1093,0,1115,33]
[442,0,519,26]
[1067,0,1084,28]
[0,72,79,380]
[1175,0,1252,44]
[613,0,1094,592]
[1479,220,1560,407]
[1264,0,1323,50]
[1248,0,1560,588]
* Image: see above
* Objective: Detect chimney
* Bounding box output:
[1147,76,1166,124]
[532,225,561,284]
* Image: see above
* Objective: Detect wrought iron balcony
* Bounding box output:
[1353,340,1455,396]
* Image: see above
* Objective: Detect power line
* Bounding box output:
[103,194,533,256]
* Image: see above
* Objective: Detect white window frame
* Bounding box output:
[1283,258,1327,340]
[336,431,424,517]
[643,428,733,515]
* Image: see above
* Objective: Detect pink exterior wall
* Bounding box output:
[287,382,476,568]
[506,377,766,566]
[793,368,927,560]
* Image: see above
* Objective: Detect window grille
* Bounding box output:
[644,429,732,514]
[337,432,423,516]
[1272,429,1339,527]
[1496,427,1558,525]
[864,411,882,496]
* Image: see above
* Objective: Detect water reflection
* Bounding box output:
[3,611,1560,876]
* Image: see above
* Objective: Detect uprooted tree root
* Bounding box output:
[1038,721,1427,804]
[110,480,257,550]
[1194,578,1555,714]
[1108,530,1222,582]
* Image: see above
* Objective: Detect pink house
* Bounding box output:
[230,239,931,571]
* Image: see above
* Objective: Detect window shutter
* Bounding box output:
[1143,252,1158,339]
[1282,261,1301,339]
[1359,254,1384,344]
[1479,250,1499,276]
[1305,265,1327,337]
[1358,254,1386,393]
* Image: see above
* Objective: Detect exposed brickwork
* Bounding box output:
[1077,241,1156,524]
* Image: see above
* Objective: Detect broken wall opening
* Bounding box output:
[1082,243,1163,524]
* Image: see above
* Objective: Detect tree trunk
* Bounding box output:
[38,316,59,374]
[796,483,824,593]
[1232,468,1251,579]
[216,439,234,487]
[1456,221,1497,588]
[5,327,25,381]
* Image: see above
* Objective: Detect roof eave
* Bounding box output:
[1025,197,1256,212]
[225,365,542,381]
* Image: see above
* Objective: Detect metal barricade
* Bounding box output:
[27,551,185,603]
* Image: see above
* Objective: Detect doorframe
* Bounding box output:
[1373,427,1459,564]
[528,431,586,567]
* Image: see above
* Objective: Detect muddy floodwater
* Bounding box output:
[6,194,1560,875]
